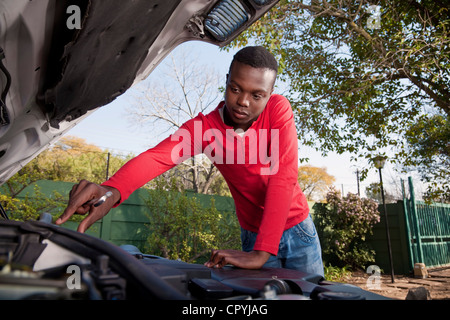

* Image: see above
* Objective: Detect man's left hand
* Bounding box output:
[204,250,271,269]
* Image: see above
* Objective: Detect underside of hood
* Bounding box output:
[0,0,279,184]
[40,0,182,128]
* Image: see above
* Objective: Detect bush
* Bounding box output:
[1,183,66,221]
[143,179,241,264]
[313,189,380,269]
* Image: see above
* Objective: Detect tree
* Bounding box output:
[127,48,224,194]
[297,165,335,201]
[1,136,132,221]
[403,114,450,202]
[365,182,398,204]
[229,0,449,200]
[20,136,133,184]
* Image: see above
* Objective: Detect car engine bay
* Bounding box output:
[0,218,390,300]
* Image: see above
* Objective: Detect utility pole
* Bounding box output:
[356,169,360,197]
[105,152,110,180]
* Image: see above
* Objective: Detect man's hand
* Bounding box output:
[204,249,271,269]
[55,180,120,233]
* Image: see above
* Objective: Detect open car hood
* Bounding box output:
[0,0,278,184]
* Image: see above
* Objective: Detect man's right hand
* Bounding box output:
[55,180,120,233]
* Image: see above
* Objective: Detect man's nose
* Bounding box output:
[237,93,250,108]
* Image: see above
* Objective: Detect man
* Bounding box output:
[56,46,324,276]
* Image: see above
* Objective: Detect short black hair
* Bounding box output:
[230,46,278,74]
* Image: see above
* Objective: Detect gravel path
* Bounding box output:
[343,266,450,300]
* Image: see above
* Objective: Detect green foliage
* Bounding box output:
[143,178,240,264]
[365,182,398,204]
[313,189,380,269]
[403,114,450,202]
[0,136,132,221]
[24,136,133,184]
[229,0,450,200]
[323,264,352,283]
[0,184,66,221]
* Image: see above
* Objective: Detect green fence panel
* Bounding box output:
[414,201,450,268]
[402,177,450,270]
[366,201,411,275]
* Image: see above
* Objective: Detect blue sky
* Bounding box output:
[64,41,411,198]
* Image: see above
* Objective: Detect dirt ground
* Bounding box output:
[343,266,450,300]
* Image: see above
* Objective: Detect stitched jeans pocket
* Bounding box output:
[293,215,318,244]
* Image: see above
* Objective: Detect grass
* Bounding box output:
[323,264,353,282]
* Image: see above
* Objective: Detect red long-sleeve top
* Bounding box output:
[102,94,309,255]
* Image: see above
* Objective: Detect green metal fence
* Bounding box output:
[367,201,411,274]
[402,177,450,270]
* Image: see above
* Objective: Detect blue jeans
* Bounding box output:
[241,214,324,276]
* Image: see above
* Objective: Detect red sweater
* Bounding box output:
[102,94,309,255]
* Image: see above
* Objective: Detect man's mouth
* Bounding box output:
[232,108,248,120]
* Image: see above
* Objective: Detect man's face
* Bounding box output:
[224,61,276,131]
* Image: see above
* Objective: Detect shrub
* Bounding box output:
[313,188,380,269]
[1,184,66,221]
[143,179,241,264]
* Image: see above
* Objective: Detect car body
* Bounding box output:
[0,0,391,301]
